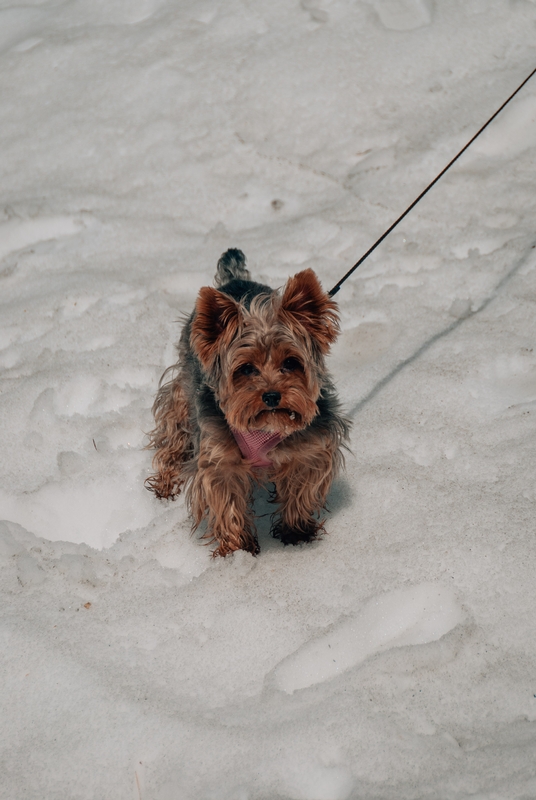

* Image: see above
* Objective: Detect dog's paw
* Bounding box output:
[271,520,323,546]
[211,536,260,558]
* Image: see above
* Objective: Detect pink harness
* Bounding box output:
[231,429,284,468]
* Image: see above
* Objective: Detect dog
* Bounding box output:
[146,249,350,557]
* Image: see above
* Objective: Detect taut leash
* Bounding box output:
[328,66,536,298]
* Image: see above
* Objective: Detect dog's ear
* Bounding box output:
[191,287,241,368]
[279,269,339,353]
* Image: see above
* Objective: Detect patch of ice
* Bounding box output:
[273,584,463,693]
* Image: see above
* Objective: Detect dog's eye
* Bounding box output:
[236,363,259,376]
[281,357,303,373]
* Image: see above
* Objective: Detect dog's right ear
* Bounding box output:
[190,287,241,369]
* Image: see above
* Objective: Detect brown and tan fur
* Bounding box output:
[146,249,350,557]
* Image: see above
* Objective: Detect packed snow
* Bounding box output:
[1,0,536,798]
[273,584,464,694]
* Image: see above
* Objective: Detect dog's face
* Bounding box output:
[190,269,339,434]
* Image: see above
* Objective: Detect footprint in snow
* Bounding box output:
[273,583,463,693]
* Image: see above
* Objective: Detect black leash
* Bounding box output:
[328,66,536,298]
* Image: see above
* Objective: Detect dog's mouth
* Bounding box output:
[269,408,296,420]
[263,407,298,420]
[250,407,303,431]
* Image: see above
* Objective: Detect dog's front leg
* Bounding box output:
[271,435,337,545]
[188,421,257,557]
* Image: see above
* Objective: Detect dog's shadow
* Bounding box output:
[253,477,353,552]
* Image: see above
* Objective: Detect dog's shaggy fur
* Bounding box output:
[146,250,350,556]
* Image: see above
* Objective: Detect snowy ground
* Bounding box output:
[1,1,536,798]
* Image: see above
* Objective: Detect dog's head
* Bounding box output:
[190,269,339,434]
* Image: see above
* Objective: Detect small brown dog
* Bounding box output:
[146,250,350,556]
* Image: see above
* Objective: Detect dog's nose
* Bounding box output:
[262,391,281,408]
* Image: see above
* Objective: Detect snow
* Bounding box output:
[273,584,464,693]
[1,0,536,798]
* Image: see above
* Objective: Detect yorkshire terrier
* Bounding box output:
[146,249,350,557]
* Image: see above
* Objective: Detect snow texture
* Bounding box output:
[1,0,536,798]
[273,584,464,693]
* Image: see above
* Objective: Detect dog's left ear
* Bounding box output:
[279,269,339,353]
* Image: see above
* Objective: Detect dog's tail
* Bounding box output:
[215,249,251,286]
